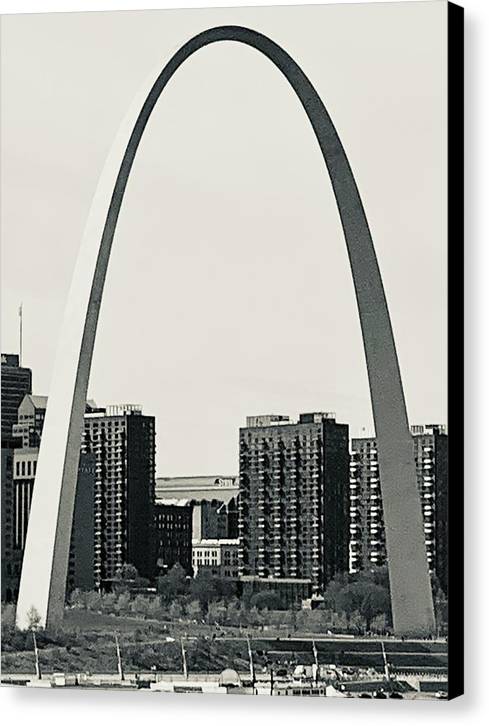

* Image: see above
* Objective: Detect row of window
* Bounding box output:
[14,458,37,478]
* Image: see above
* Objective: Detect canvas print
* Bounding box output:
[0,1,463,700]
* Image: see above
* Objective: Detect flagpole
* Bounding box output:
[19,303,23,366]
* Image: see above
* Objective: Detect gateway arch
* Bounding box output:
[16,26,435,636]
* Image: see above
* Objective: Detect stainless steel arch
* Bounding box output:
[16,25,435,635]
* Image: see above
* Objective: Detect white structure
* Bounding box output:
[16,26,434,635]
[192,538,239,577]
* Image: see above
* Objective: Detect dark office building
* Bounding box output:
[1,442,22,601]
[192,497,239,541]
[1,353,32,442]
[154,500,193,576]
[239,412,350,592]
[349,424,448,593]
[82,404,156,586]
[1,354,31,601]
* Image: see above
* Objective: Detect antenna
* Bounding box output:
[18,303,23,366]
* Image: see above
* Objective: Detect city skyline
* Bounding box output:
[0,361,448,478]
[1,3,447,476]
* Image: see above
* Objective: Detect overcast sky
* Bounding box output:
[1,2,447,476]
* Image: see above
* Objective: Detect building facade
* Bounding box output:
[12,394,47,448]
[1,353,32,442]
[82,404,156,586]
[192,498,239,541]
[155,499,193,576]
[1,355,31,600]
[1,443,21,601]
[349,424,448,592]
[238,412,350,591]
[192,539,240,578]
[11,447,96,594]
[155,475,238,500]
[67,452,96,592]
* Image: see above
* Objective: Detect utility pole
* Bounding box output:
[312,639,319,684]
[246,634,255,690]
[381,641,391,682]
[181,638,188,679]
[114,632,124,680]
[32,630,41,680]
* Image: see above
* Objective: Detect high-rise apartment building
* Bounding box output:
[349,424,448,592]
[239,412,350,591]
[82,404,156,586]
[1,353,32,442]
[12,447,96,594]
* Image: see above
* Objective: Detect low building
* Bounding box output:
[237,575,312,609]
[155,499,193,576]
[156,474,239,544]
[155,475,238,502]
[192,538,239,578]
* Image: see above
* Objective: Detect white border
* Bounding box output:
[1,0,486,724]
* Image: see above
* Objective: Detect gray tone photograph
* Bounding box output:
[0,0,460,701]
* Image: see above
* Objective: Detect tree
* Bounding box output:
[249,591,283,611]
[323,567,392,631]
[1,603,15,629]
[370,613,388,634]
[26,606,41,631]
[116,564,139,581]
[131,594,152,617]
[207,601,227,625]
[186,600,203,621]
[189,570,215,610]
[169,600,184,620]
[358,584,390,631]
[69,588,86,609]
[85,590,103,612]
[101,592,117,613]
[115,591,131,614]
[158,564,188,602]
